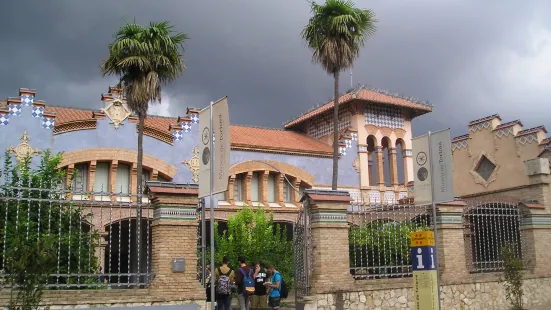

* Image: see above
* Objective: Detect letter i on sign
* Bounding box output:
[416,248,424,269]
[430,248,435,269]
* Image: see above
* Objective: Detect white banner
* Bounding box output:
[429,129,454,204]
[412,134,432,206]
[198,97,230,198]
[412,129,454,205]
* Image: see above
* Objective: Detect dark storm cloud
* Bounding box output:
[1,0,550,137]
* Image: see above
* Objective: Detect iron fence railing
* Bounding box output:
[293,205,312,298]
[348,203,432,280]
[0,181,152,289]
[463,201,523,272]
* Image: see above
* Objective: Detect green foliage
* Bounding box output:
[349,220,430,274]
[0,150,100,308]
[302,0,377,74]
[499,244,524,310]
[209,207,294,288]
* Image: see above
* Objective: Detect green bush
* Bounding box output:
[499,244,524,310]
[0,151,100,308]
[209,206,294,288]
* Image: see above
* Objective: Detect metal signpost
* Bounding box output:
[410,231,439,310]
[412,128,454,310]
[198,97,230,310]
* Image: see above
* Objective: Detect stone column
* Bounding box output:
[89,161,96,201]
[358,145,370,187]
[276,173,285,206]
[260,170,269,205]
[147,183,205,302]
[66,164,74,200]
[293,179,302,204]
[130,163,137,202]
[389,148,399,186]
[436,202,470,283]
[228,175,235,205]
[376,147,385,186]
[302,190,353,295]
[403,149,413,183]
[368,153,374,186]
[152,169,159,181]
[244,172,252,206]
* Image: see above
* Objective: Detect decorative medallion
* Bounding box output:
[8,130,41,164]
[102,99,131,129]
[183,146,200,182]
[469,151,500,188]
[352,156,360,173]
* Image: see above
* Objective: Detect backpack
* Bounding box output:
[216,267,232,296]
[240,268,255,295]
[273,272,288,299]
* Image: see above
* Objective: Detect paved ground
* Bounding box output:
[71,307,198,310]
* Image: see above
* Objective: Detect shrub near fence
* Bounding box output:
[348,203,432,279]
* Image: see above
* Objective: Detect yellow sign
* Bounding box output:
[413,270,439,310]
[410,231,435,247]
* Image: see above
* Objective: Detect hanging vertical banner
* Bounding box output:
[412,134,432,206]
[429,130,454,204]
[412,129,454,205]
[410,231,439,310]
[198,97,230,198]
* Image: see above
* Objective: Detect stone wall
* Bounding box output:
[314,277,551,310]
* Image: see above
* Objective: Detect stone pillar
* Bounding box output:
[389,148,399,186]
[368,153,374,186]
[109,160,118,193]
[293,179,301,204]
[358,145,370,187]
[403,149,414,183]
[302,190,353,294]
[152,169,159,181]
[244,172,252,206]
[228,175,235,205]
[376,147,384,186]
[66,164,74,200]
[89,161,96,201]
[260,170,269,205]
[276,173,285,206]
[130,163,137,202]
[147,183,205,301]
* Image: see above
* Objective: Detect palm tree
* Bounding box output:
[302,0,376,190]
[101,21,186,273]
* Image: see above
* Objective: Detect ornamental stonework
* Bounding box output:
[102,99,131,129]
[183,146,200,182]
[8,130,41,164]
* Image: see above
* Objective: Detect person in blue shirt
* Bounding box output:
[264,265,282,310]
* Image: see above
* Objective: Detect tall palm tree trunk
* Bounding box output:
[332,71,340,190]
[136,111,145,278]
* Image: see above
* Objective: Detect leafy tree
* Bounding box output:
[302,0,376,190]
[0,151,100,308]
[209,207,294,289]
[500,244,524,310]
[100,21,187,255]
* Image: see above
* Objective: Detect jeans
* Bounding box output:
[238,294,250,310]
[217,295,232,310]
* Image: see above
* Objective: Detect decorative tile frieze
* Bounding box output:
[383,191,396,204]
[339,146,347,156]
[521,215,551,228]
[469,121,490,133]
[32,106,44,118]
[496,127,514,138]
[517,134,538,145]
[345,139,352,148]
[350,132,358,141]
[153,206,197,221]
[364,104,404,129]
[310,210,348,224]
[452,140,468,152]
[0,113,9,126]
[172,130,183,141]
[398,191,408,200]
[8,104,21,116]
[308,107,352,139]
[403,149,412,156]
[42,117,55,129]
[20,94,34,106]
[190,114,199,124]
[358,146,368,152]
[368,190,381,203]
[181,122,192,133]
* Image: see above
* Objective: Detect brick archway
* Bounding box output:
[229,160,315,186]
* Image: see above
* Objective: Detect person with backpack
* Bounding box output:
[251,261,268,310]
[215,256,235,310]
[264,265,287,310]
[235,256,254,310]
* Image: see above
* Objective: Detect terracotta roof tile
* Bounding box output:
[230,125,333,156]
[494,120,522,130]
[46,106,93,124]
[541,137,551,145]
[285,88,432,129]
[517,125,547,137]
[468,114,501,126]
[144,116,177,132]
[452,134,469,142]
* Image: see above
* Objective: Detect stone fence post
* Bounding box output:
[147,182,205,302]
[301,189,354,295]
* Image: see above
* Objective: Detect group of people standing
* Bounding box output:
[206,256,285,310]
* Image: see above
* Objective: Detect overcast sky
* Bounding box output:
[1,0,550,138]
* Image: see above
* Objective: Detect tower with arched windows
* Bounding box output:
[285,85,432,204]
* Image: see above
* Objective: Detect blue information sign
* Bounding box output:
[411,246,437,271]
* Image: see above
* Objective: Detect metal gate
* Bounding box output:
[293,206,313,298]
[197,198,207,287]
